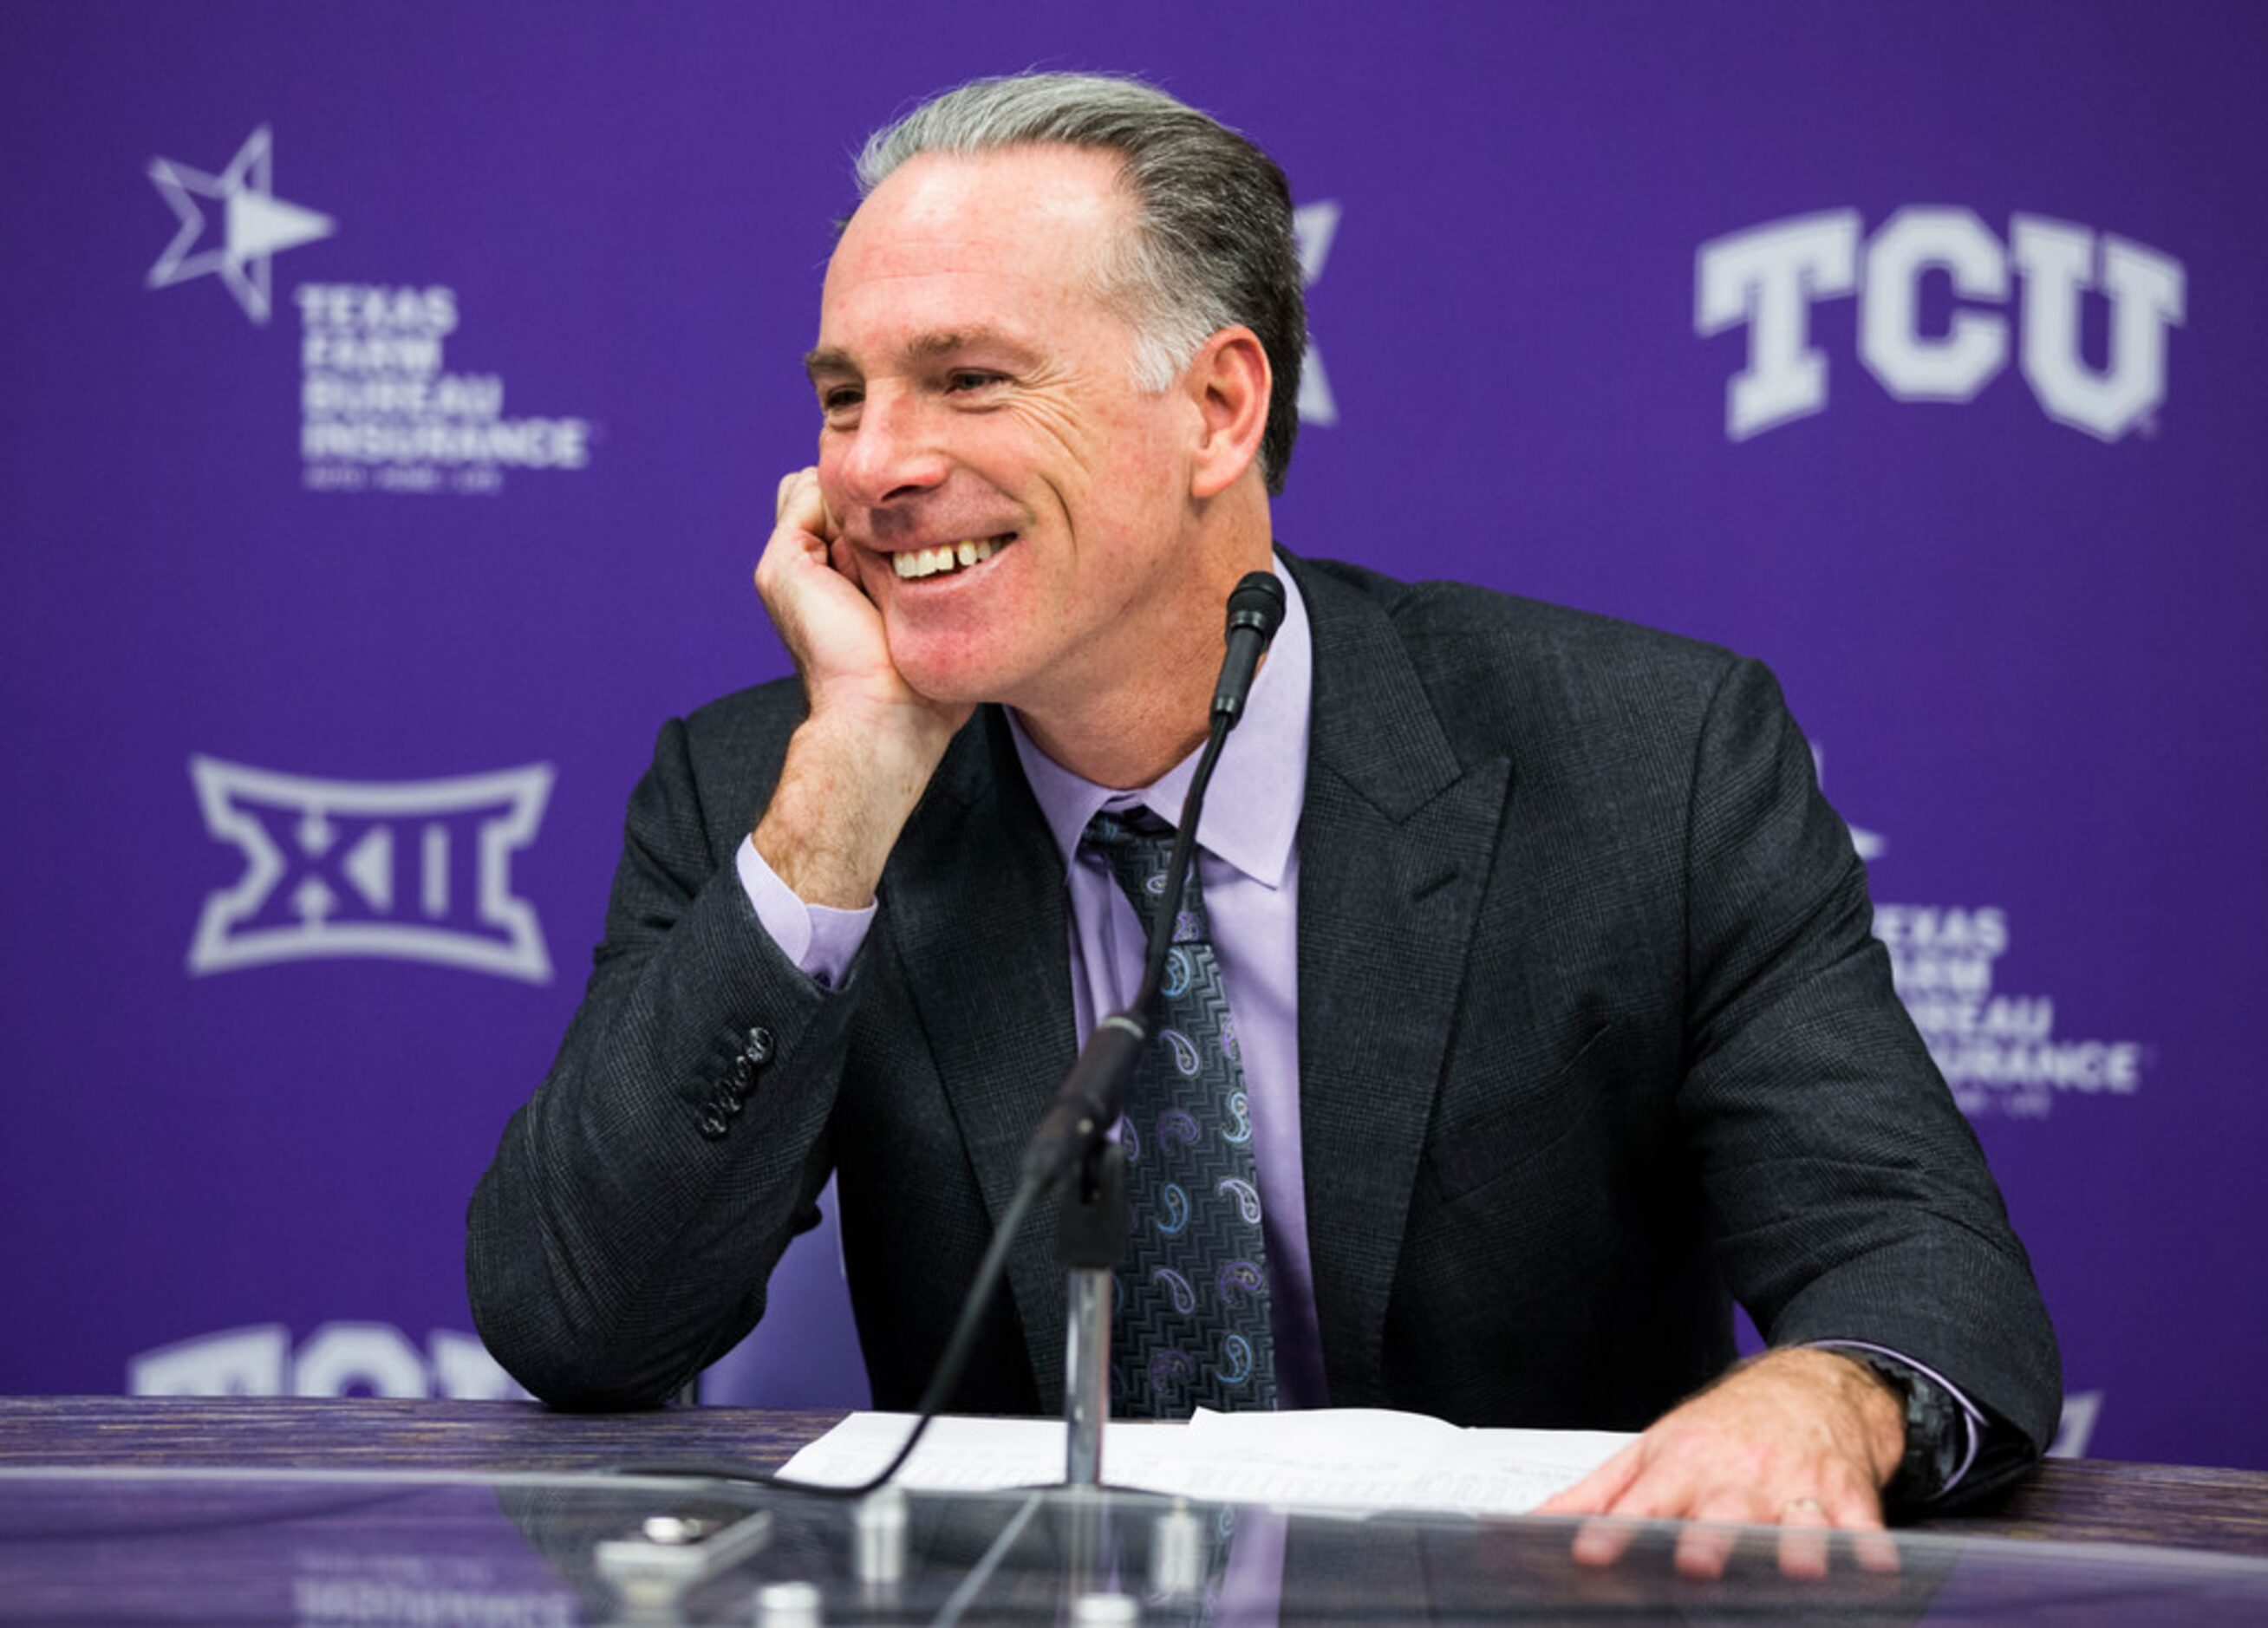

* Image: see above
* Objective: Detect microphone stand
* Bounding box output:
[1053,719,1231,1488]
[1059,1139,1126,1485]
[1052,568,1285,1487]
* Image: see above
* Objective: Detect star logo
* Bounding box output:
[147,126,336,323]
[1294,200,1341,427]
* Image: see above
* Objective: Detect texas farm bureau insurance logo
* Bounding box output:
[1696,207,2185,441]
[1825,753,2149,1122]
[145,125,596,496]
[187,757,555,983]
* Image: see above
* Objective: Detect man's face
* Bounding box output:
[808,145,1202,714]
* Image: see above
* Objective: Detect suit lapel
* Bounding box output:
[1290,558,1513,1406]
[886,707,1079,1410]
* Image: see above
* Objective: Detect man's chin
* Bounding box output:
[886,651,1014,715]
[881,603,1086,720]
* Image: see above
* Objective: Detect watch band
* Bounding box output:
[1841,1348,1965,1507]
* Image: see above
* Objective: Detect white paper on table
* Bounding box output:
[775,1409,1634,1516]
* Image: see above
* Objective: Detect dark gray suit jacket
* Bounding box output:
[468,552,2059,1498]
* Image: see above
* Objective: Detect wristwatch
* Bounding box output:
[1841,1348,1966,1508]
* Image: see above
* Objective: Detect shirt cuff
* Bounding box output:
[734,835,876,988]
[1808,1338,1984,1501]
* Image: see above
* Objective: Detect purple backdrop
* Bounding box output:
[3,2,2261,1469]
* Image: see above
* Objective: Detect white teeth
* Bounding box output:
[891,537,1004,578]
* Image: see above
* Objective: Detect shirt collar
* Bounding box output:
[1008,560,1311,892]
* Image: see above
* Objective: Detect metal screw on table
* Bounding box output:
[1149,1500,1205,1601]
[1072,1590,1141,1625]
[642,1515,716,1545]
[753,1579,822,1627]
[854,1484,909,1586]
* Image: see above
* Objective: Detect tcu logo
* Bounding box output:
[188,756,554,982]
[1697,208,2186,442]
[130,1323,526,1400]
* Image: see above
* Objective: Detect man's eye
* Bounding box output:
[946,371,1006,394]
[820,387,863,417]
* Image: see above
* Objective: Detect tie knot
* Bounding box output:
[1083,805,1174,855]
[1081,808,1207,944]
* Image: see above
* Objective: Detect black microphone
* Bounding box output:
[1020,569,1289,1186]
[1211,570,1287,723]
[1020,1013,1146,1184]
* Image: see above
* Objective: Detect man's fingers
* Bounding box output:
[774,466,828,532]
[1567,1460,1699,1569]
[755,467,871,648]
[1672,1519,1743,1580]
[1672,1490,1768,1579]
[762,469,833,578]
[1578,1507,1900,1580]
[1567,1478,1903,1579]
[1773,1488,1897,1580]
[1820,1478,1898,1575]
[757,471,821,595]
[1569,1515,1645,1569]
[1535,1441,1643,1517]
[1838,1503,1901,1575]
[1773,1498,1834,1580]
[1647,1491,1886,1582]
[1825,1483,1887,1533]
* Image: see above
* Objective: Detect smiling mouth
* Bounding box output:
[891,534,1015,580]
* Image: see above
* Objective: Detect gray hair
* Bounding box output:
[855,72,1306,495]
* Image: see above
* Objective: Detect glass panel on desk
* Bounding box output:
[3,1468,2266,1624]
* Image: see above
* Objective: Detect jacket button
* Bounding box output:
[732,1055,758,1092]
[744,1026,774,1065]
[696,1110,729,1141]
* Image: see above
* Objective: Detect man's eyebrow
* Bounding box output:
[909,329,1035,361]
[804,330,1038,384]
[908,331,974,359]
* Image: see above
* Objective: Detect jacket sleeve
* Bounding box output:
[466,712,859,1409]
[1675,656,2062,1504]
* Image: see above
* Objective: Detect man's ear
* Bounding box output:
[1187,326,1272,500]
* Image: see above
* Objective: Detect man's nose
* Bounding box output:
[831,387,950,508]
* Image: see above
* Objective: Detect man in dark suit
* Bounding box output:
[467,71,2057,1575]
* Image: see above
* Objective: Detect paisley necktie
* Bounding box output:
[1082,808,1277,1416]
